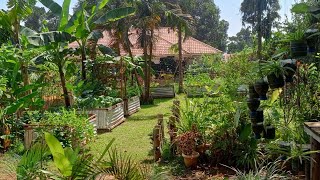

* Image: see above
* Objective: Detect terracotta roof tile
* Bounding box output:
[69,27,222,56]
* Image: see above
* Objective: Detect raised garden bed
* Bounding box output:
[186,86,207,98]
[151,86,175,99]
[24,114,97,149]
[86,102,125,132]
[124,96,141,116]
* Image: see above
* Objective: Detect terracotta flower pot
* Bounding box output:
[254,80,269,100]
[182,151,200,167]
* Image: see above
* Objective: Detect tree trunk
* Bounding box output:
[13,18,31,94]
[81,44,87,80]
[89,40,98,60]
[178,25,184,93]
[58,63,71,108]
[147,29,154,102]
[142,28,150,103]
[257,1,262,60]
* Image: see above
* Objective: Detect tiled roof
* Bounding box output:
[69,27,222,57]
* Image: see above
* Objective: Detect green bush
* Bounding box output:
[30,109,95,148]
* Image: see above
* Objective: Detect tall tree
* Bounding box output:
[0,0,33,92]
[165,3,193,93]
[240,0,280,59]
[178,0,229,51]
[227,27,253,53]
[24,6,46,32]
[135,0,163,104]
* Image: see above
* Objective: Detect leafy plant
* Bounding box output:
[176,126,200,155]
[228,159,286,180]
[76,95,122,109]
[30,109,95,148]
[260,60,294,78]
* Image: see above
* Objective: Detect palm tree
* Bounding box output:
[165,3,193,93]
[135,0,164,104]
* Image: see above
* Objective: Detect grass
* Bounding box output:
[88,95,185,163]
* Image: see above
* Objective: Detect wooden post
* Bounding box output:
[173,100,180,122]
[311,137,320,180]
[153,126,161,161]
[157,114,164,140]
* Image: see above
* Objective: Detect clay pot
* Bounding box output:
[249,85,259,99]
[267,73,285,89]
[247,98,260,112]
[182,151,200,167]
[254,80,269,100]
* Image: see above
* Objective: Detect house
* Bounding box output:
[69,27,222,74]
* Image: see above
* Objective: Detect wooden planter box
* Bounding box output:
[151,86,175,99]
[186,86,207,98]
[124,96,141,116]
[86,102,125,132]
[24,114,97,149]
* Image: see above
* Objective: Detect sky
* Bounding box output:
[0,0,297,37]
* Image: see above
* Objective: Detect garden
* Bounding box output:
[0,0,320,179]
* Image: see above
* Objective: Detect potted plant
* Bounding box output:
[289,29,307,58]
[264,124,276,139]
[261,60,292,89]
[248,85,259,99]
[283,63,297,83]
[252,122,264,139]
[250,109,264,124]
[247,98,260,112]
[254,79,269,100]
[176,129,200,167]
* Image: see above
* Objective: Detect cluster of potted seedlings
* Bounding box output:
[248,59,298,139]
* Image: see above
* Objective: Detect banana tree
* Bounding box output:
[0,0,33,92]
[28,32,75,108]
[40,0,135,80]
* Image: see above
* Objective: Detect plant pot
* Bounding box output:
[248,85,259,99]
[284,63,297,83]
[267,73,285,89]
[254,80,269,100]
[290,41,307,58]
[247,98,260,112]
[182,151,200,167]
[250,109,264,123]
[264,125,276,139]
[252,123,264,139]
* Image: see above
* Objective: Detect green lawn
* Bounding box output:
[88,95,184,163]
